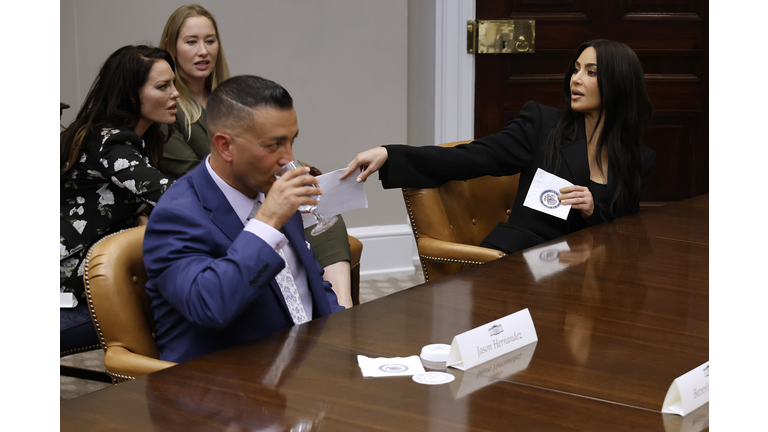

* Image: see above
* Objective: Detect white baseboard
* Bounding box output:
[347,224,419,280]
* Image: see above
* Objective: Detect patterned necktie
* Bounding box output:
[248,199,261,220]
[275,248,310,325]
[249,199,309,325]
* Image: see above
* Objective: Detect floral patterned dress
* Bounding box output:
[60,128,172,298]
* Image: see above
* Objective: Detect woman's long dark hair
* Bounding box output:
[60,45,176,178]
[545,40,652,219]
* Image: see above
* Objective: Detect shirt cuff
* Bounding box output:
[244,218,287,250]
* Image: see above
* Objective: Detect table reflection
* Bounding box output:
[522,226,653,367]
[448,341,538,399]
[145,325,329,431]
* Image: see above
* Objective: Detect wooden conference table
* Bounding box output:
[61,195,709,431]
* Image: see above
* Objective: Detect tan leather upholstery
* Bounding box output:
[348,235,363,305]
[402,140,520,282]
[83,226,175,383]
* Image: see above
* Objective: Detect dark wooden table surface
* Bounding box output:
[61,195,709,431]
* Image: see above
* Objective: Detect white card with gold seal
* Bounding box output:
[662,361,709,416]
[446,308,538,371]
[357,355,426,378]
[522,168,573,220]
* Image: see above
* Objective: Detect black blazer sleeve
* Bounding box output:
[380,101,548,189]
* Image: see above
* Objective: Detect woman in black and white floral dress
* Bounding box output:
[60,45,179,300]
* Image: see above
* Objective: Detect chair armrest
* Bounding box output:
[104,346,176,380]
[417,237,505,265]
[348,235,362,268]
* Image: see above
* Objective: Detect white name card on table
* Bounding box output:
[446,308,538,371]
[522,168,572,220]
[60,292,78,308]
[662,361,709,416]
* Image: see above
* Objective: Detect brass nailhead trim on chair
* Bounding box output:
[402,188,430,282]
[402,188,509,281]
[106,371,136,384]
[419,255,504,267]
[60,344,101,356]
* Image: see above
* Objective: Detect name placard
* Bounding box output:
[662,361,709,416]
[446,308,537,371]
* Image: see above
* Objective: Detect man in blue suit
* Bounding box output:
[143,75,343,363]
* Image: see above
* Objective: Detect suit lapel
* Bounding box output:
[559,118,591,186]
[282,214,314,272]
[190,163,243,242]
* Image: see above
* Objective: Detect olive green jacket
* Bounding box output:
[159,108,210,180]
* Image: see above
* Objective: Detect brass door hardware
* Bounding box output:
[467,20,535,54]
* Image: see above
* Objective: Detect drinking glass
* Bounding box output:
[274,161,338,236]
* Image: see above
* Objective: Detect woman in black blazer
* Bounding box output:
[343,39,656,254]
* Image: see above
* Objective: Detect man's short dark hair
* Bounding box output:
[207,75,294,138]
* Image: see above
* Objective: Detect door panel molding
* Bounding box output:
[434,0,476,145]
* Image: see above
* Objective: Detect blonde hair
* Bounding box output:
[159,4,230,139]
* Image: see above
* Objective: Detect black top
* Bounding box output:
[60,128,172,297]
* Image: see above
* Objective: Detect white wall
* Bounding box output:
[407,0,436,148]
[60,0,409,230]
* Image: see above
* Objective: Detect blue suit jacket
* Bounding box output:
[143,162,342,363]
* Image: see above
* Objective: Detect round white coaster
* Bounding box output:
[412,371,455,385]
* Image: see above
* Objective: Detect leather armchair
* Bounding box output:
[401,140,520,282]
[83,226,175,383]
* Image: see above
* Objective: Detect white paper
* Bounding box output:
[314,168,368,217]
[662,362,709,416]
[522,240,571,281]
[357,355,426,378]
[60,292,78,308]
[523,168,573,220]
[446,308,538,371]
